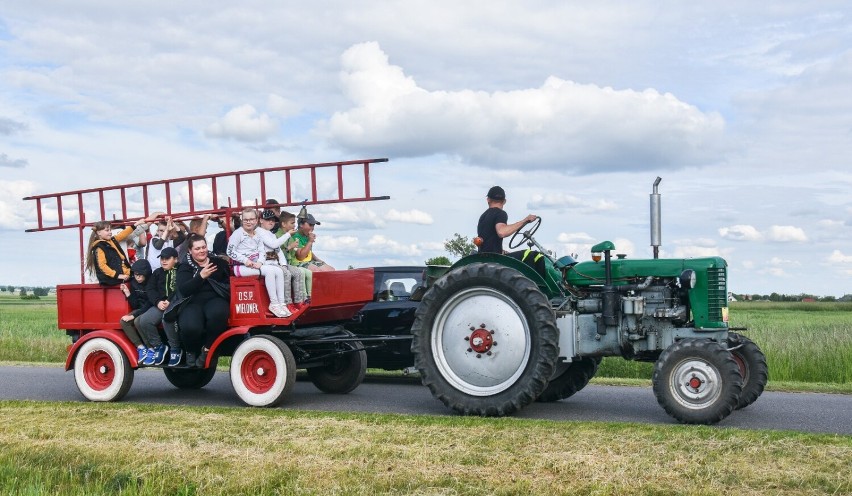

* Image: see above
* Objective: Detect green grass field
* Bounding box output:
[2,295,850,386]
[0,401,849,495]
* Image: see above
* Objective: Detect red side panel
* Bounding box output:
[229,278,273,326]
[57,284,128,330]
[296,268,375,325]
[227,268,375,326]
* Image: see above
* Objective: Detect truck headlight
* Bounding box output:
[680,269,696,289]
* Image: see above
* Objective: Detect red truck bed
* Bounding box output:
[56,268,376,331]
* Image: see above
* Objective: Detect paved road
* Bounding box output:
[1,365,849,435]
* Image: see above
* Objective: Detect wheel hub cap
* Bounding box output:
[431,287,531,396]
[670,358,722,410]
[467,327,494,354]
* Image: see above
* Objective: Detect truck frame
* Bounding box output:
[26,158,407,406]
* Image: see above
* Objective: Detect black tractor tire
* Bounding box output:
[727,333,768,410]
[653,338,743,425]
[536,357,599,402]
[411,262,559,416]
[163,365,217,390]
[306,332,367,394]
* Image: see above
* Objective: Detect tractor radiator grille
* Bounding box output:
[706,267,727,321]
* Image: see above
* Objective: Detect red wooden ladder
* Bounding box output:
[24,158,390,281]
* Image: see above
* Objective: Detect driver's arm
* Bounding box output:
[496,214,537,238]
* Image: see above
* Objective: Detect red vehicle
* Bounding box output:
[26,158,397,407]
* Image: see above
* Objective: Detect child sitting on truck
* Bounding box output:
[119,259,155,363]
[85,213,160,286]
[137,247,183,366]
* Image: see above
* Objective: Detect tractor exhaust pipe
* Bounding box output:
[650,177,662,259]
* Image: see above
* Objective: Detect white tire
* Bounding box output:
[230,335,296,407]
[73,337,134,402]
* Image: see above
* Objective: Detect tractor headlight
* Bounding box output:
[679,269,696,289]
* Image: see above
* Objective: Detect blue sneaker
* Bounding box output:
[167,348,183,367]
[141,348,157,366]
[152,344,169,366]
[136,346,147,363]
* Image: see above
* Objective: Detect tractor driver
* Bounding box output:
[476,186,547,275]
[477,186,537,254]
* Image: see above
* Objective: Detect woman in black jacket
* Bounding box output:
[176,234,230,368]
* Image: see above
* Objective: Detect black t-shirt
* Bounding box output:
[477,207,508,254]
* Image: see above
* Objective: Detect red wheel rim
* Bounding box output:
[83,350,115,391]
[241,350,278,394]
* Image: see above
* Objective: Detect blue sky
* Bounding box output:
[1,1,851,296]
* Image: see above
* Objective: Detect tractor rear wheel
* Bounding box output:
[653,339,743,425]
[73,338,134,402]
[536,357,599,402]
[163,365,217,389]
[728,333,768,410]
[411,263,559,416]
[306,332,367,394]
[230,335,296,407]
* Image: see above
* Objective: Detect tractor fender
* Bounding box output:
[65,330,138,371]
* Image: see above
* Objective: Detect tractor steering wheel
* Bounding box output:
[508,216,541,250]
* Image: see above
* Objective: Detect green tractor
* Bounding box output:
[411,182,767,425]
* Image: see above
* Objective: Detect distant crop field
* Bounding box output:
[1,296,850,385]
[0,295,66,363]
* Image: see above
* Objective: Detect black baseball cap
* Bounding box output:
[487,186,506,201]
[158,247,179,259]
[265,198,279,206]
[300,213,321,225]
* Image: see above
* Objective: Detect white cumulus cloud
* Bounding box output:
[767,225,808,242]
[0,180,36,230]
[829,250,852,263]
[365,234,421,256]
[528,193,618,213]
[205,104,278,142]
[718,224,763,242]
[325,42,729,172]
[385,208,433,225]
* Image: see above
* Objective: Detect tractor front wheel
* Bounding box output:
[536,357,599,402]
[728,333,768,410]
[230,335,296,407]
[73,338,134,402]
[411,263,559,416]
[653,339,743,425]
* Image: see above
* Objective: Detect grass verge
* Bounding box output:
[1,401,850,495]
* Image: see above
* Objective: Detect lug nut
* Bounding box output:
[467,348,472,353]
[480,323,486,328]
[470,326,475,331]
[492,342,497,346]
[464,336,469,341]
[489,330,495,335]
[476,354,482,358]
[486,351,492,356]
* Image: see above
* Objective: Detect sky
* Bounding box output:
[1,1,851,296]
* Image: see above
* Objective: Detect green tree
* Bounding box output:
[425,256,452,266]
[444,233,477,260]
[19,287,27,297]
[6,285,12,293]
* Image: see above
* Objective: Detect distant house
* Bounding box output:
[728,292,737,302]
[802,297,816,303]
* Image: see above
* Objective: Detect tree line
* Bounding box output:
[0,286,53,298]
